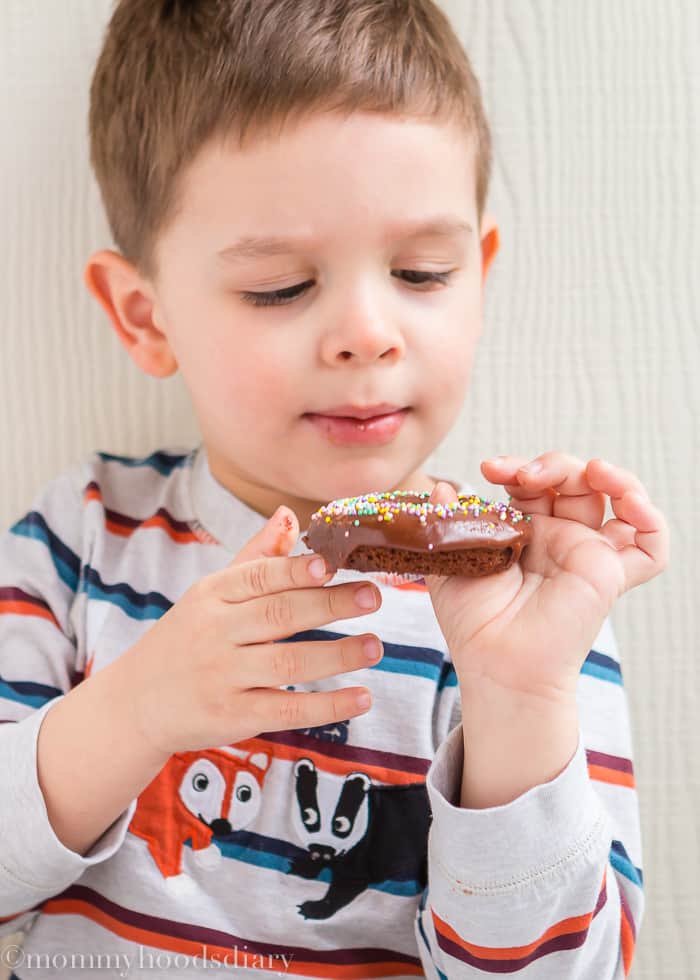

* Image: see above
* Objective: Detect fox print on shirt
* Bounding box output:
[129,745,270,877]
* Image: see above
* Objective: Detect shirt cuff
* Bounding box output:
[0,697,136,897]
[425,722,612,891]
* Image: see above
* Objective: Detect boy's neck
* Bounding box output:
[205,448,447,531]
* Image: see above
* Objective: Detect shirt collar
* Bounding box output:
[189,442,269,553]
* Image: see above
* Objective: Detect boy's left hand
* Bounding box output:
[424,452,669,705]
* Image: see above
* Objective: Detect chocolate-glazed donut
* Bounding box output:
[302,490,533,577]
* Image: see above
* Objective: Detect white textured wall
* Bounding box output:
[0,2,697,977]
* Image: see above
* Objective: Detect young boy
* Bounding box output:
[0,1,668,977]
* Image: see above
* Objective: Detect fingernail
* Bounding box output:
[520,460,543,475]
[356,691,372,710]
[355,585,379,610]
[308,557,329,580]
[273,506,295,533]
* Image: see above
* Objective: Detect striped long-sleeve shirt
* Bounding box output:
[0,443,643,979]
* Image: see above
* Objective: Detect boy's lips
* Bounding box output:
[302,407,410,447]
[308,402,405,419]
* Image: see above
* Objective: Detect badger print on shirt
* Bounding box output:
[288,756,431,920]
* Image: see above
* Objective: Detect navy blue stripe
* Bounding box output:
[10,512,81,592]
[581,649,623,685]
[0,675,63,710]
[96,450,190,476]
[611,838,644,888]
[437,659,457,691]
[82,565,172,621]
[417,889,449,979]
[286,629,454,684]
[183,829,423,896]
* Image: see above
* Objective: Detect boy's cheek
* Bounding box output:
[204,359,298,420]
[419,335,476,400]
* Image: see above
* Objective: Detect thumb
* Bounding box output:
[429,480,459,507]
[230,505,300,566]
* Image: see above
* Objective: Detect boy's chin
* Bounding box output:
[303,469,437,509]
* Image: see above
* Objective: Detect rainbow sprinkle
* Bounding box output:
[310,490,531,525]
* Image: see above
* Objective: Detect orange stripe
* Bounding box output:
[433,909,593,960]
[432,868,606,960]
[587,763,635,789]
[85,484,200,544]
[41,897,422,977]
[105,513,199,544]
[0,598,60,630]
[620,895,636,975]
[240,735,425,785]
[0,909,33,924]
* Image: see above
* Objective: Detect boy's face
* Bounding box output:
[87,111,498,529]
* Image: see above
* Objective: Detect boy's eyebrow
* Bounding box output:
[216,215,473,262]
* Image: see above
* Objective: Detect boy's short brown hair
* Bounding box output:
[89,0,492,280]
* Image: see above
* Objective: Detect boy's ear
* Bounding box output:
[83,250,178,378]
[480,212,500,283]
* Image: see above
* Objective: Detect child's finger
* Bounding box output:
[584,456,662,572]
[515,453,591,493]
[483,454,646,531]
[483,454,589,517]
[599,517,639,552]
[232,504,300,566]
[481,455,531,484]
[429,481,459,506]
[483,451,588,497]
[481,456,555,512]
[209,552,334,603]
[242,686,374,731]
[603,490,670,588]
[551,491,607,529]
[585,458,650,501]
[504,451,609,527]
[234,633,383,688]
[233,578,381,645]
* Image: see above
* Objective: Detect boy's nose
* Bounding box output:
[325,330,405,364]
[334,341,401,363]
[320,309,405,365]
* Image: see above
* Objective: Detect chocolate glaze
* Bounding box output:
[302,490,532,575]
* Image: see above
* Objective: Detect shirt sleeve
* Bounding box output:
[0,463,137,923]
[416,616,643,979]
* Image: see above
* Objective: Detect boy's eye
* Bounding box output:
[240,270,454,308]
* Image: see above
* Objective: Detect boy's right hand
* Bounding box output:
[122,505,383,758]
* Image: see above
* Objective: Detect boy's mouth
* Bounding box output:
[302,405,409,447]
[308,402,406,419]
